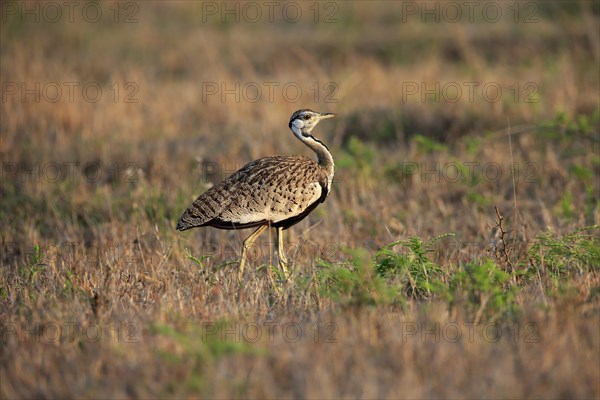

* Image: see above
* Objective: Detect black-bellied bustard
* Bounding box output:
[177,109,335,284]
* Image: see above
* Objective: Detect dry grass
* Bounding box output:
[1,1,599,398]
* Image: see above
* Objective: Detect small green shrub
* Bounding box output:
[374,235,450,299]
[528,226,600,278]
[444,259,517,320]
[316,248,401,307]
[412,134,446,154]
[336,136,375,176]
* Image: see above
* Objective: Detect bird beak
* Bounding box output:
[319,113,336,120]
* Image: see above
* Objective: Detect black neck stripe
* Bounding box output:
[308,134,330,152]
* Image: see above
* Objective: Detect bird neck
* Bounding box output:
[293,127,335,190]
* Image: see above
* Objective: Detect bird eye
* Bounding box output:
[303,115,311,120]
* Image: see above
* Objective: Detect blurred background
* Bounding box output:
[2,1,598,246]
[1,1,599,398]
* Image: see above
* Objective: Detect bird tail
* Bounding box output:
[176,206,209,231]
[176,189,227,231]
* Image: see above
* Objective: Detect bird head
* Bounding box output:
[288,109,335,137]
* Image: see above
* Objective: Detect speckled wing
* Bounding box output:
[176,155,329,231]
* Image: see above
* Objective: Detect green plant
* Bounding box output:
[316,248,400,306]
[20,244,46,299]
[528,226,600,279]
[558,190,575,220]
[539,111,598,142]
[374,235,451,299]
[444,259,517,321]
[185,248,210,268]
[412,134,447,154]
[337,136,375,176]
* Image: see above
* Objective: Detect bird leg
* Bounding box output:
[238,225,268,282]
[277,226,289,279]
